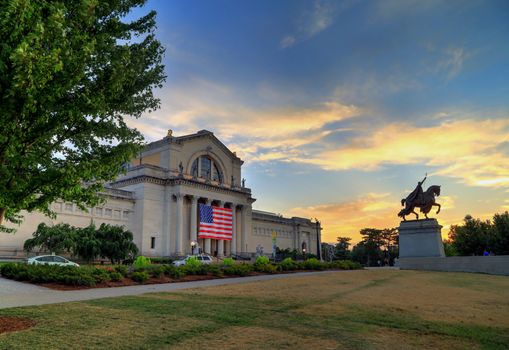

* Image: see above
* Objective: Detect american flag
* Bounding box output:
[198,204,233,240]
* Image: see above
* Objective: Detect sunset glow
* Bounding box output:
[127,0,509,243]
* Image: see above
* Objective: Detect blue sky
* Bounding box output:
[127,0,509,242]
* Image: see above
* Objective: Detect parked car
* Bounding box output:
[27,255,80,267]
[172,254,214,267]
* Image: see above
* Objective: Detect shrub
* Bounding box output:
[329,260,363,270]
[150,257,173,264]
[145,265,164,278]
[0,263,96,287]
[131,271,149,283]
[109,272,124,282]
[222,257,234,266]
[279,257,297,271]
[171,266,186,279]
[88,267,111,283]
[182,263,207,275]
[133,256,151,268]
[207,264,223,277]
[223,263,253,276]
[302,258,324,270]
[256,263,277,274]
[255,256,270,265]
[114,265,128,276]
[185,256,201,268]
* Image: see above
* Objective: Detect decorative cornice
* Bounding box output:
[110,175,256,202]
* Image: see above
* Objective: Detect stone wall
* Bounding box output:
[399,256,509,276]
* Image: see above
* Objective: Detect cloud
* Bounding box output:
[127,78,361,161]
[287,193,398,243]
[279,0,338,49]
[291,118,509,188]
[437,47,470,80]
[280,36,296,49]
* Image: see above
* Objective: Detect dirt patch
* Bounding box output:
[0,316,36,334]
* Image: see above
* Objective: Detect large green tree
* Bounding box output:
[0,0,165,229]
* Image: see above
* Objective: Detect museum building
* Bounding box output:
[0,130,321,259]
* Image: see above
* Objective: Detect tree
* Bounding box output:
[74,224,101,263]
[23,223,77,254]
[449,215,493,255]
[334,236,352,260]
[0,0,165,229]
[492,212,509,255]
[96,223,138,264]
[24,222,138,263]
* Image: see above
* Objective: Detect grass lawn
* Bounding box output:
[1,269,509,349]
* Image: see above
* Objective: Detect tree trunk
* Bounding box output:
[0,208,5,225]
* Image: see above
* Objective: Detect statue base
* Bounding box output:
[398,219,445,258]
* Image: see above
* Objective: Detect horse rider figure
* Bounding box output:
[406,173,427,207]
[398,173,441,221]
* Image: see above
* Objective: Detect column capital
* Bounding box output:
[189,195,198,203]
[175,193,184,200]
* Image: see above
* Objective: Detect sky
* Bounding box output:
[126,0,509,243]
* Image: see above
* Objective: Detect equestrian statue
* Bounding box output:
[398,174,441,221]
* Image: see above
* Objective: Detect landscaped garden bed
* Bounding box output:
[0,257,362,290]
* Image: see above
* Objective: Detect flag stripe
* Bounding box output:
[198,204,233,241]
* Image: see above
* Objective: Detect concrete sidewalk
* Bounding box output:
[0,270,341,309]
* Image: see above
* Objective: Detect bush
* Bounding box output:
[109,272,124,282]
[0,263,97,287]
[144,265,164,278]
[171,266,186,279]
[114,265,128,276]
[131,271,149,283]
[255,256,270,265]
[182,263,208,275]
[223,263,253,276]
[133,256,151,268]
[185,256,201,268]
[207,264,223,277]
[222,257,234,266]
[150,257,173,264]
[301,258,324,270]
[255,263,277,274]
[88,267,111,283]
[279,257,297,271]
[329,260,362,270]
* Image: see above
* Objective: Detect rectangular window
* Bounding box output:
[150,237,156,249]
[122,211,129,219]
[95,207,103,215]
[105,208,112,217]
[113,210,121,219]
[65,203,73,212]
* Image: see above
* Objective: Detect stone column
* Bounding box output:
[163,187,171,256]
[231,204,237,256]
[241,205,248,254]
[190,196,198,254]
[175,193,184,256]
[204,198,212,254]
[216,202,226,258]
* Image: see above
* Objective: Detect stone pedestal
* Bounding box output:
[399,219,445,258]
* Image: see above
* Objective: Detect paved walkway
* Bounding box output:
[0,270,340,309]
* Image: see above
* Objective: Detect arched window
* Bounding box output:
[191,156,223,182]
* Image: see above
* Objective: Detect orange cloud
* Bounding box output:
[287,193,399,244]
[292,118,509,188]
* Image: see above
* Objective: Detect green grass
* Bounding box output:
[1,270,508,349]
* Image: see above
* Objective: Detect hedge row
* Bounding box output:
[0,258,362,287]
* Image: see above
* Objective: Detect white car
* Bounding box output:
[172,254,214,267]
[27,255,80,267]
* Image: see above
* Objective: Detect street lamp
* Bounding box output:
[191,241,197,255]
[302,247,307,260]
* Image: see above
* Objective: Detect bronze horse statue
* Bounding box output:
[398,184,442,221]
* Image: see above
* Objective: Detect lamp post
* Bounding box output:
[302,247,307,260]
[191,241,197,255]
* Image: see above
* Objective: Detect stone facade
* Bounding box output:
[0,130,321,259]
